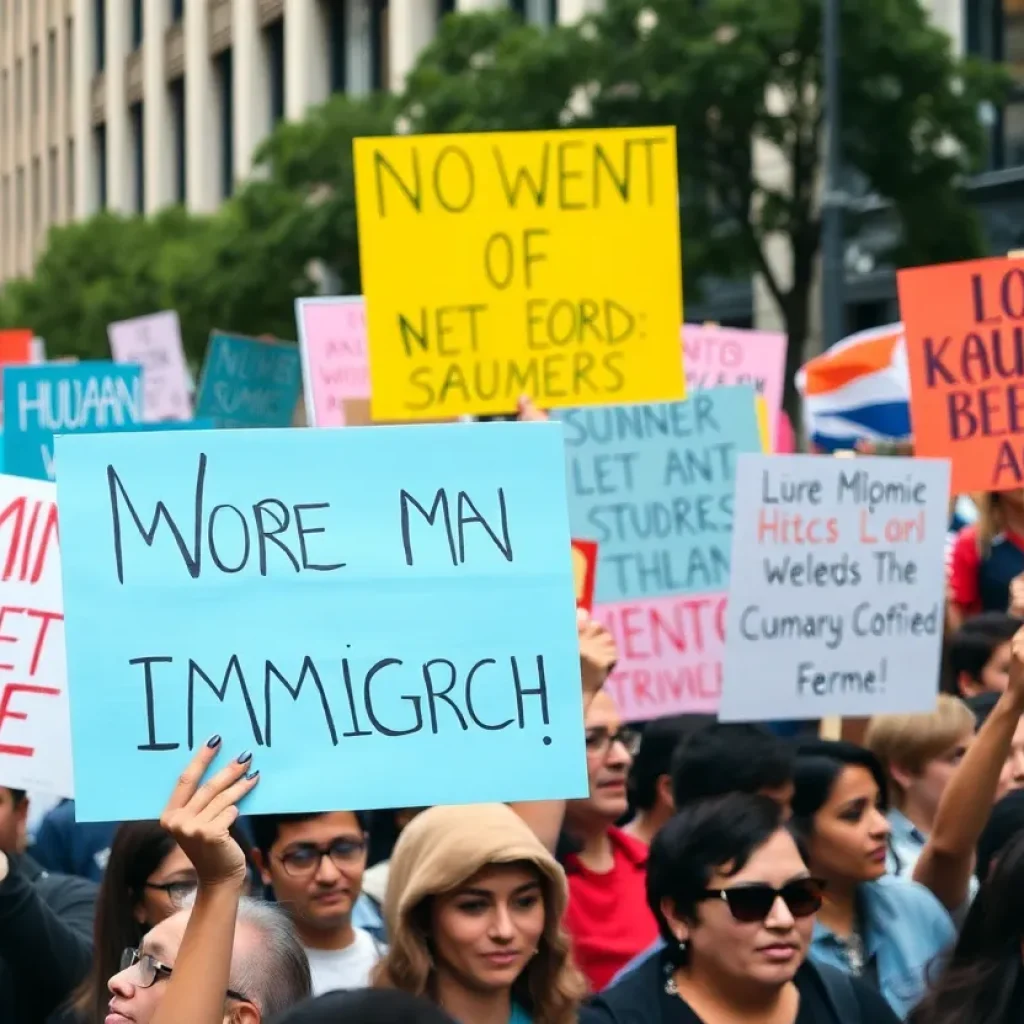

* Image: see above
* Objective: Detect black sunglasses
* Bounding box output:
[699,878,825,923]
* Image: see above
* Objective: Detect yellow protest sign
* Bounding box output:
[354,127,685,420]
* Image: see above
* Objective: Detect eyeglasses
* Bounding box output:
[119,948,250,1002]
[584,727,640,757]
[144,880,198,908]
[278,837,367,878]
[699,879,825,923]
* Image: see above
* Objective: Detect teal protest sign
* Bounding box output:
[194,333,302,428]
[55,423,587,821]
[560,387,762,602]
[3,363,143,481]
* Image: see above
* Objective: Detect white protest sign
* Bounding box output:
[0,474,71,795]
[108,311,193,422]
[719,454,949,721]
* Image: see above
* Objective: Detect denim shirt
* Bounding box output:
[609,876,955,1018]
[351,892,387,943]
[810,876,955,1019]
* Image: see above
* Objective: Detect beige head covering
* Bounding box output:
[384,803,568,935]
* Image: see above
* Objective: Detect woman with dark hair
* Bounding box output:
[271,989,456,1023]
[912,830,1024,1023]
[790,740,955,1018]
[583,793,894,1022]
[59,818,252,1022]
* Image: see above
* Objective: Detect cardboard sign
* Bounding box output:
[354,127,685,420]
[571,539,598,612]
[899,256,1024,492]
[195,333,302,429]
[561,387,762,603]
[719,455,949,721]
[296,297,371,427]
[108,311,193,422]
[0,330,33,364]
[683,325,786,448]
[596,592,724,721]
[54,422,588,821]
[3,363,143,481]
[0,474,71,795]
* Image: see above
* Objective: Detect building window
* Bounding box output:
[170,0,184,21]
[67,138,75,217]
[0,71,7,144]
[328,0,346,93]
[216,49,234,198]
[31,157,40,243]
[48,146,58,223]
[95,0,106,73]
[511,0,527,17]
[131,0,143,49]
[968,0,1024,170]
[369,0,389,92]
[438,0,456,15]
[94,122,107,209]
[15,167,24,255]
[65,17,73,110]
[169,77,185,202]
[30,44,38,117]
[130,101,144,212]
[14,58,21,135]
[47,31,56,117]
[266,18,285,126]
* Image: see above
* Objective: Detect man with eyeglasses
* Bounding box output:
[106,896,310,1023]
[251,810,381,995]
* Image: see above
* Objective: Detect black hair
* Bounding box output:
[977,789,1024,882]
[670,723,795,808]
[251,810,369,856]
[270,989,456,1024]
[911,830,1024,1023]
[3,788,26,805]
[790,739,889,848]
[948,613,1020,686]
[629,715,715,811]
[646,794,786,966]
[965,691,1001,729]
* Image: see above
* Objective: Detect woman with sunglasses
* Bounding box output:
[790,741,955,1018]
[582,794,898,1023]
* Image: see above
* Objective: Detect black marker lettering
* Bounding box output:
[130,655,180,751]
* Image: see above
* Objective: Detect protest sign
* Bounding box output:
[899,256,1024,492]
[0,330,32,364]
[296,297,370,427]
[3,363,142,481]
[354,127,685,420]
[0,474,71,795]
[595,592,724,720]
[683,325,786,448]
[55,422,588,821]
[571,539,597,612]
[718,454,949,721]
[108,311,193,422]
[561,386,762,604]
[195,332,302,428]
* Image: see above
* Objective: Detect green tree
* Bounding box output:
[401,1,1009,424]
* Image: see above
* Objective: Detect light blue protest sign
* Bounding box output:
[194,333,301,428]
[560,387,763,602]
[55,422,587,821]
[4,363,143,481]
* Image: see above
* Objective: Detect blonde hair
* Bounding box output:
[373,804,584,1024]
[974,490,1024,556]
[865,696,975,808]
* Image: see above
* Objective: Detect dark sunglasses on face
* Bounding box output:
[699,878,825,923]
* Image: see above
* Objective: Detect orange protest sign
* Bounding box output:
[571,539,598,613]
[0,329,32,364]
[898,256,1024,492]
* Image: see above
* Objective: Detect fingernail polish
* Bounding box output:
[207,734,222,748]
[246,770,260,781]
[237,751,253,764]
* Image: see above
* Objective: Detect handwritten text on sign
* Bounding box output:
[3,363,142,481]
[899,257,1024,492]
[561,387,762,603]
[108,311,193,422]
[719,455,949,722]
[0,475,70,795]
[54,424,587,821]
[354,127,685,420]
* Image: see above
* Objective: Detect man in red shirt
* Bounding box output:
[561,690,659,992]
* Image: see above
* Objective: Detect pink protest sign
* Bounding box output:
[593,592,725,721]
[296,297,371,427]
[108,311,193,422]
[683,325,787,448]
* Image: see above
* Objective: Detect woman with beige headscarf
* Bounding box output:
[373,803,584,1024]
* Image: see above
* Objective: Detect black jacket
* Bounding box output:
[0,853,97,1024]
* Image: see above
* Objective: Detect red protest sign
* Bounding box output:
[572,539,598,613]
[0,329,32,365]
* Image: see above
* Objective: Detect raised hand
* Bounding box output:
[579,609,617,704]
[159,737,259,890]
[517,395,549,422]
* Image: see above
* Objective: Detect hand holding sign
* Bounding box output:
[159,737,259,889]
[579,610,617,705]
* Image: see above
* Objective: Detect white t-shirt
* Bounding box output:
[303,927,383,996]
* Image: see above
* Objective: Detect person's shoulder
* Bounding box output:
[866,876,955,942]
[607,826,649,867]
[588,949,665,1020]
[851,975,901,1022]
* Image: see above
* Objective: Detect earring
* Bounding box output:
[677,939,688,954]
